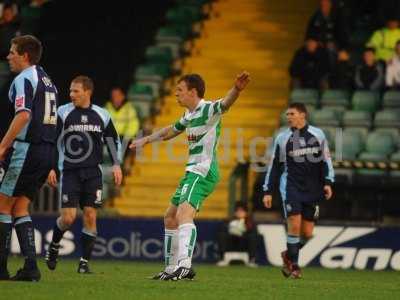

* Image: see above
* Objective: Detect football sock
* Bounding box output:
[299,236,312,249]
[177,223,197,269]
[164,229,179,274]
[51,217,69,244]
[0,214,12,273]
[81,228,97,261]
[14,216,38,271]
[287,235,300,266]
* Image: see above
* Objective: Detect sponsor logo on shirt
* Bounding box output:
[15,96,25,108]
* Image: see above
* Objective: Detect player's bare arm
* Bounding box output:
[129,125,182,149]
[0,111,31,160]
[220,71,250,111]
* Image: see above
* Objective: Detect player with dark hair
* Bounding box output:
[130,72,250,280]
[0,35,58,281]
[45,75,123,274]
[263,102,334,279]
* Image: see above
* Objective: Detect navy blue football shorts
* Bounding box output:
[59,167,103,209]
[282,199,320,221]
[0,141,53,201]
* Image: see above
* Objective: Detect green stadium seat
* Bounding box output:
[352,91,380,112]
[374,110,400,128]
[156,40,182,59]
[391,151,400,162]
[322,105,346,114]
[155,26,191,44]
[312,109,341,127]
[343,127,369,140]
[127,83,154,100]
[382,90,400,108]
[374,128,400,146]
[361,131,396,157]
[343,111,372,128]
[321,89,350,108]
[145,46,173,65]
[166,6,203,25]
[339,129,364,160]
[289,89,319,107]
[127,83,155,119]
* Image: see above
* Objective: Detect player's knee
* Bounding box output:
[164,214,177,228]
[84,209,97,226]
[63,214,76,227]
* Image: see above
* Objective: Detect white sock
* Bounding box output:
[177,223,197,269]
[164,229,178,274]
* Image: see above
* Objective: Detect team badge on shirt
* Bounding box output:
[81,115,88,123]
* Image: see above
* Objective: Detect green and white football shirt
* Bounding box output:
[173,99,225,180]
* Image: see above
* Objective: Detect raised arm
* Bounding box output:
[220,71,250,112]
[129,125,182,149]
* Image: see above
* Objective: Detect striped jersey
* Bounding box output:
[173,99,225,179]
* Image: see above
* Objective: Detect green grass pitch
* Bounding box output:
[1,257,399,300]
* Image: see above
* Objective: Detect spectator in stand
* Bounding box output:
[216,202,258,267]
[354,47,385,91]
[386,40,400,89]
[306,0,348,51]
[0,4,20,60]
[328,49,354,90]
[367,18,400,62]
[104,87,139,174]
[289,36,331,89]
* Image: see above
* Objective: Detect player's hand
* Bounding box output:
[324,185,333,200]
[129,137,148,150]
[113,165,123,186]
[263,195,272,208]
[234,71,250,91]
[47,169,58,187]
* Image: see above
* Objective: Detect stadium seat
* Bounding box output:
[374,128,400,146]
[382,90,400,109]
[127,83,155,119]
[359,131,396,158]
[312,109,341,127]
[352,91,380,112]
[342,111,372,128]
[145,46,173,66]
[155,25,191,44]
[339,129,364,160]
[322,105,346,114]
[374,110,400,128]
[321,89,350,108]
[289,89,319,107]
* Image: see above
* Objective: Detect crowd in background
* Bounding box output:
[289,0,400,92]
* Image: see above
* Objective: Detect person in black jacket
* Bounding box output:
[354,47,385,91]
[289,37,331,89]
[328,49,354,90]
[306,0,348,50]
